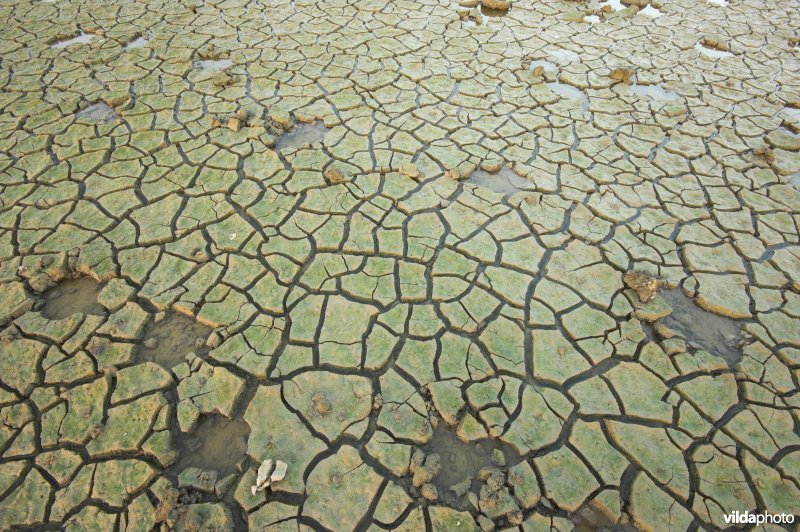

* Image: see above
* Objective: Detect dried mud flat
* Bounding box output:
[0,0,799,530]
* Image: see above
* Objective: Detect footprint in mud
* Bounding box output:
[136,312,213,369]
[42,277,105,320]
[422,423,521,495]
[171,415,251,478]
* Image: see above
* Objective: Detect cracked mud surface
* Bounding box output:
[0,0,799,529]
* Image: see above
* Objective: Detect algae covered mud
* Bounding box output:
[0,0,799,529]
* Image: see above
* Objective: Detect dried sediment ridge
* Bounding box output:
[0,0,799,529]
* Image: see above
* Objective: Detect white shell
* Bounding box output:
[251,459,274,494]
[271,460,288,482]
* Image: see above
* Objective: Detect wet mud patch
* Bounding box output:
[76,102,118,123]
[136,311,212,369]
[658,289,743,365]
[275,121,327,151]
[466,167,532,197]
[171,414,251,478]
[418,423,522,503]
[42,277,105,320]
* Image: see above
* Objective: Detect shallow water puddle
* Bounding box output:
[639,4,662,17]
[172,415,251,478]
[658,289,743,365]
[51,32,95,49]
[547,82,589,112]
[275,121,327,151]
[76,102,118,123]
[136,311,212,369]
[695,41,734,59]
[125,31,153,51]
[466,167,532,197]
[42,277,105,319]
[193,58,233,70]
[423,423,521,491]
[629,83,679,100]
[529,59,558,74]
[549,48,580,65]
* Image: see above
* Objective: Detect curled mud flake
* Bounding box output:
[753,145,776,164]
[481,0,510,11]
[399,162,421,180]
[695,39,734,58]
[609,68,635,85]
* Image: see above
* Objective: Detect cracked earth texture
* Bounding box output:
[0,0,799,529]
